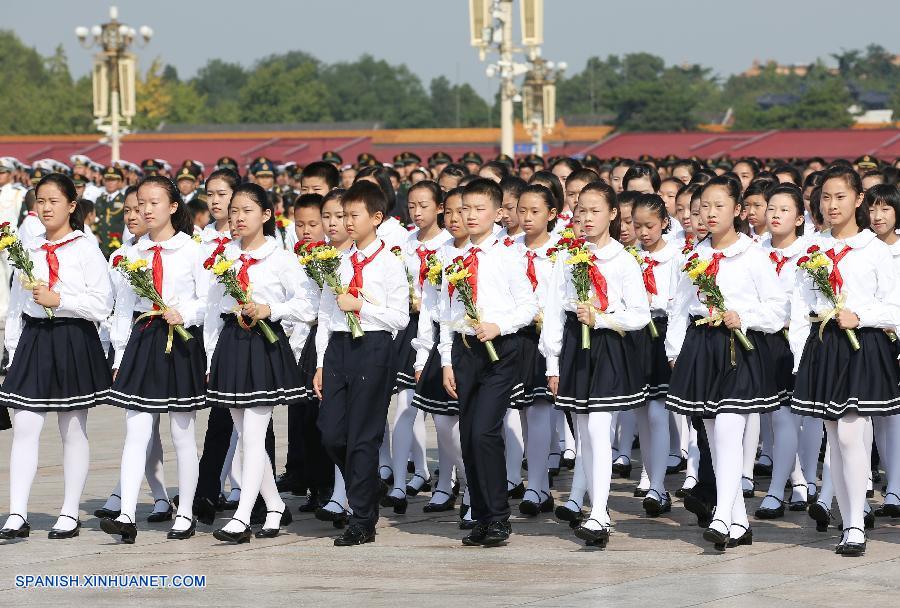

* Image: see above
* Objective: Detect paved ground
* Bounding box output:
[0,405,899,607]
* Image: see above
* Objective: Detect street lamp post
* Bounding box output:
[75,6,152,163]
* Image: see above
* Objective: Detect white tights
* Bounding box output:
[882,415,900,505]
[504,409,524,489]
[389,389,428,498]
[116,410,197,531]
[3,409,90,532]
[524,400,553,499]
[431,414,466,504]
[613,409,636,465]
[704,413,749,537]
[323,465,349,514]
[102,415,168,513]
[635,400,669,497]
[759,407,804,509]
[741,414,760,493]
[576,411,613,529]
[825,415,869,544]
[222,406,285,532]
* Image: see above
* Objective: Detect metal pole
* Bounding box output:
[499,0,514,157]
[110,90,121,163]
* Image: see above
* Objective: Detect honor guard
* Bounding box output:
[94,165,126,257]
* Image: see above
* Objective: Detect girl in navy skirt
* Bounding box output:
[666,175,788,551]
[0,173,113,541]
[411,187,469,517]
[630,193,681,517]
[207,183,318,543]
[754,184,811,519]
[867,183,900,519]
[790,166,900,556]
[102,176,211,543]
[383,180,450,512]
[513,184,560,516]
[541,181,651,547]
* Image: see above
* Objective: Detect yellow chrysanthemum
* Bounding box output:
[559,229,575,240]
[687,260,710,281]
[0,235,17,250]
[126,259,148,272]
[212,259,234,276]
[427,264,442,285]
[566,250,591,265]
[808,253,829,269]
[447,269,471,284]
[315,248,339,260]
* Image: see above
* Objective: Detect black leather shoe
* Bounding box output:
[633,488,649,498]
[167,515,196,540]
[876,493,900,518]
[507,482,525,499]
[193,496,218,526]
[864,510,875,530]
[560,450,576,470]
[726,523,753,548]
[666,456,687,475]
[378,465,394,487]
[298,492,322,513]
[381,493,408,514]
[574,519,610,548]
[675,477,698,499]
[94,494,121,519]
[612,458,632,479]
[754,495,786,520]
[642,491,672,517]
[213,517,251,544]
[222,493,240,511]
[787,484,809,512]
[753,457,773,478]
[481,520,511,546]
[423,490,457,513]
[0,514,30,540]
[518,489,543,516]
[555,502,584,526]
[334,524,375,546]
[147,499,173,523]
[275,472,305,496]
[48,514,81,539]
[702,520,729,551]
[839,527,866,557]
[405,472,432,496]
[255,508,292,538]
[808,501,832,532]
[462,522,489,546]
[742,476,756,498]
[684,492,714,528]
[314,500,347,520]
[100,515,137,544]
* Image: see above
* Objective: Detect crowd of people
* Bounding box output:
[0,147,898,556]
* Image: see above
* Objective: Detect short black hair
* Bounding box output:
[294,193,324,211]
[301,161,340,190]
[342,180,388,219]
[462,177,503,208]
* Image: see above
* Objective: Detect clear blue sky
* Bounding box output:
[10,0,900,102]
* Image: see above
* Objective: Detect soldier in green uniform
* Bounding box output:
[94,165,126,258]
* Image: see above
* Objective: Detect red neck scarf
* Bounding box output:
[769,251,788,276]
[40,236,81,289]
[705,252,726,278]
[525,250,538,291]
[236,254,258,296]
[416,246,435,287]
[826,245,852,293]
[149,245,164,310]
[589,263,609,311]
[642,257,659,295]
[348,242,385,307]
[463,247,481,303]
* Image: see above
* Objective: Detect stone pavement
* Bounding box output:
[0,405,899,607]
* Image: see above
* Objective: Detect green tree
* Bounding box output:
[238,52,332,122]
[429,76,491,127]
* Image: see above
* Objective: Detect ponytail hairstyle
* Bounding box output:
[206,168,241,193]
[35,173,84,232]
[700,174,744,232]
[633,193,671,234]
[408,179,445,228]
[821,163,869,229]
[579,180,621,240]
[765,183,805,236]
[137,175,193,235]
[520,183,562,231]
[528,170,564,213]
[232,182,276,237]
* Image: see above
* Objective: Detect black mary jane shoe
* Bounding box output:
[633,487,649,498]
[574,519,611,548]
[222,492,240,511]
[675,477,698,499]
[611,457,632,479]
[560,449,576,470]
[315,500,348,521]
[666,455,687,475]
[538,491,555,513]
[298,490,323,513]
[167,515,197,540]
[255,508,292,538]
[423,490,457,513]
[753,455,773,478]
[555,501,585,527]
[807,502,832,532]
[787,484,810,512]
[864,510,875,530]
[683,492,714,528]
[334,524,375,546]
[506,481,525,499]
[378,465,395,488]
[213,517,251,544]
[518,489,544,517]
[838,527,866,557]
[147,499,173,523]
[381,492,408,515]
[48,514,81,539]
[726,523,753,548]
[642,490,672,517]
[702,520,730,551]
[874,493,900,518]
[406,473,432,497]
[742,476,756,498]
[458,505,477,530]
[754,495,786,520]
[93,494,121,519]
[100,514,137,544]
[0,514,31,540]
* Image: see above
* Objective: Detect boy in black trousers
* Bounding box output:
[441,178,538,546]
[314,181,410,546]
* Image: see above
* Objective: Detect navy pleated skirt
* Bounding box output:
[393,313,419,392]
[511,324,550,408]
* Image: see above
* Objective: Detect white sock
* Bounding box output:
[221,429,239,491]
[578,411,613,526]
[884,415,900,505]
[818,441,834,510]
[525,400,553,497]
[389,389,420,497]
[117,411,155,524]
[378,421,392,477]
[704,413,748,534]
[874,417,888,488]
[53,410,90,531]
[227,488,242,502]
[3,409,46,530]
[432,414,464,503]
[567,417,588,509]
[667,412,684,468]
[614,409,636,462]
[798,416,824,493]
[741,414,759,492]
[410,401,428,478]
[636,400,669,495]
[828,416,868,544]
[759,412,774,468]
[504,409,524,487]
[326,465,348,512]
[145,415,168,506]
[683,425,700,489]
[169,412,197,530]
[760,406,801,510]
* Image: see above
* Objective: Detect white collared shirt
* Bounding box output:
[18,213,43,248]
[204,236,318,370]
[789,229,900,371]
[758,234,809,300]
[412,243,467,372]
[377,216,410,251]
[438,236,539,368]
[401,228,453,301]
[110,231,211,368]
[662,215,685,242]
[666,233,789,361]
[637,240,681,318]
[315,237,410,368]
[514,234,560,307]
[539,238,651,376]
[4,230,113,361]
